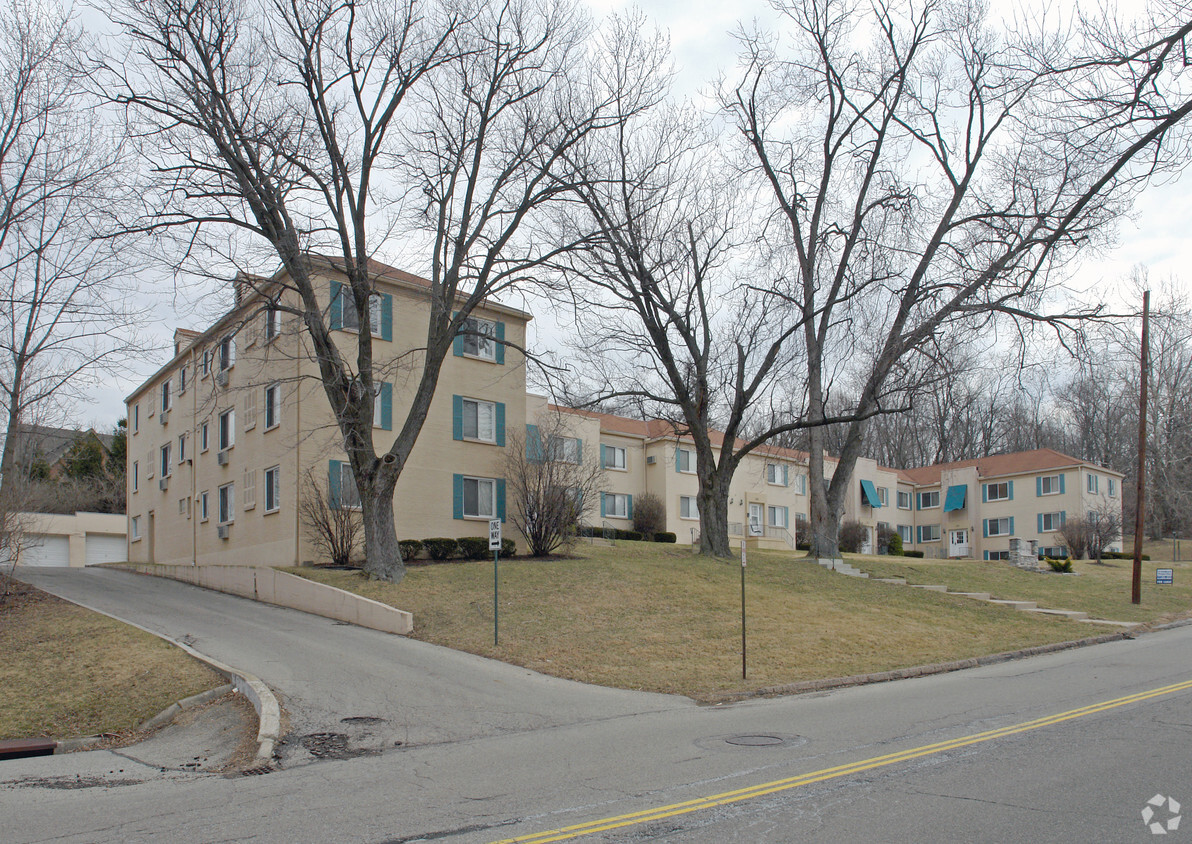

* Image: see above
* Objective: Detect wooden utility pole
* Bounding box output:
[1132,291,1150,605]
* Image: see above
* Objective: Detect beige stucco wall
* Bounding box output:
[14,511,127,567]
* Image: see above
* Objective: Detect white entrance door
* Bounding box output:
[860,527,873,555]
[950,529,970,558]
[748,503,764,536]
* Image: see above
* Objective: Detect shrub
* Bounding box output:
[795,541,810,551]
[1047,557,1074,573]
[1102,550,1150,561]
[632,492,666,539]
[398,539,423,561]
[654,531,677,543]
[904,549,925,558]
[457,537,490,560]
[838,520,867,553]
[422,537,459,561]
[616,529,644,541]
[886,531,904,556]
[501,538,516,557]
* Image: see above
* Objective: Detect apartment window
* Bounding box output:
[132,461,139,493]
[1108,478,1117,497]
[1087,473,1099,494]
[897,524,912,543]
[547,436,581,464]
[1040,512,1063,532]
[372,382,392,430]
[986,550,1010,561]
[179,365,188,394]
[199,491,209,522]
[1087,510,1100,525]
[161,379,172,413]
[1040,474,1062,495]
[986,517,1011,537]
[985,482,1010,502]
[767,506,788,528]
[178,433,187,463]
[676,447,694,473]
[133,403,139,433]
[794,473,807,495]
[201,349,210,376]
[462,476,497,519]
[680,495,699,520]
[918,490,940,509]
[602,444,627,470]
[342,291,383,335]
[461,398,496,442]
[265,303,281,341]
[918,524,941,543]
[200,421,210,452]
[337,463,361,509]
[877,487,889,506]
[264,384,280,429]
[603,492,630,519]
[461,316,497,360]
[218,483,235,524]
[264,466,280,513]
[218,335,235,371]
[218,408,235,450]
[766,463,788,486]
[160,443,172,478]
[130,515,140,540]
[1039,546,1067,559]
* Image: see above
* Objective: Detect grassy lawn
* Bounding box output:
[286,542,1113,700]
[851,540,1192,625]
[0,581,225,741]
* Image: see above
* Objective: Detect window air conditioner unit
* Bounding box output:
[159,410,169,424]
[158,477,169,491]
[646,455,656,465]
[214,370,228,387]
[217,450,230,466]
[217,524,230,540]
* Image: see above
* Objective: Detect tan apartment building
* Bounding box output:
[126,257,530,566]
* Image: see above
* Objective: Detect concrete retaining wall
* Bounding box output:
[117,564,413,635]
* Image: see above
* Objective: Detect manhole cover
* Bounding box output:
[724,734,787,747]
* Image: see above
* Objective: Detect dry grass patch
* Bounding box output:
[286,542,1097,700]
[0,581,224,740]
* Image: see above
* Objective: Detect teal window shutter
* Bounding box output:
[452,311,464,357]
[328,460,342,509]
[452,474,464,519]
[1037,513,1043,533]
[917,526,923,543]
[1036,477,1043,497]
[497,479,506,522]
[984,550,990,561]
[600,492,607,518]
[1060,510,1066,525]
[916,493,922,511]
[782,506,789,525]
[675,446,680,472]
[495,321,506,365]
[627,494,633,520]
[600,444,607,468]
[1009,516,1015,534]
[379,382,392,431]
[783,465,789,486]
[575,438,582,463]
[495,402,505,447]
[1060,474,1066,494]
[380,294,393,342]
[452,395,463,441]
[526,424,542,461]
[983,519,989,538]
[982,485,988,503]
[330,281,343,330]
[1008,481,1014,501]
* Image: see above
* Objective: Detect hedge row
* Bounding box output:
[399,537,516,562]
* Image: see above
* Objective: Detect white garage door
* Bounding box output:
[20,535,70,567]
[85,533,127,566]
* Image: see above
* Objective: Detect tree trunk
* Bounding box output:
[361,478,403,582]
[697,471,732,557]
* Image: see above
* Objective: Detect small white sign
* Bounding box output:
[740,540,746,567]
[489,519,502,551]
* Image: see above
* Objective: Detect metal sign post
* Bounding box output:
[740,539,747,680]
[489,519,502,646]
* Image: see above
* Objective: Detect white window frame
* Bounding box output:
[200,421,210,453]
[218,335,235,371]
[920,524,941,542]
[264,466,280,513]
[547,436,581,464]
[132,461,139,493]
[1040,474,1062,495]
[178,433,187,463]
[342,291,383,335]
[160,443,172,478]
[462,476,497,519]
[179,365,188,395]
[1041,512,1062,532]
[461,315,497,360]
[988,517,1011,537]
[461,398,496,443]
[986,482,1010,502]
[264,384,280,430]
[338,463,361,510]
[161,379,172,413]
[679,495,698,520]
[676,448,694,473]
[605,492,630,519]
[199,491,209,522]
[877,486,888,506]
[604,444,627,470]
[897,490,911,509]
[918,490,940,509]
[130,515,141,541]
[1108,478,1117,497]
[218,408,235,450]
[767,505,788,528]
[218,482,235,524]
[766,463,786,486]
[133,403,139,433]
[1087,473,1099,494]
[795,473,807,495]
[897,524,912,543]
[265,303,282,341]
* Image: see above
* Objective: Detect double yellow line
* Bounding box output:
[494,678,1192,843]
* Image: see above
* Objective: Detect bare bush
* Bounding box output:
[632,492,665,540]
[300,470,362,568]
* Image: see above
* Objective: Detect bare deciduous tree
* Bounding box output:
[299,469,362,567]
[728,0,1192,557]
[102,0,664,580]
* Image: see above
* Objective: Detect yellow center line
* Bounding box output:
[493,678,1192,844]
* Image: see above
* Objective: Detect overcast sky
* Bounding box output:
[78,0,1190,430]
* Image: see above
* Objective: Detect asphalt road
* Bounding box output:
[5,567,1191,843]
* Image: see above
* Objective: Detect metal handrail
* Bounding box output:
[602,520,616,545]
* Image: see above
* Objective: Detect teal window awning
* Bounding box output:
[944,484,967,512]
[860,479,882,508]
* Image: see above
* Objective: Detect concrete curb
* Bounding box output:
[15,583,282,767]
[701,632,1129,704]
[57,684,235,753]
